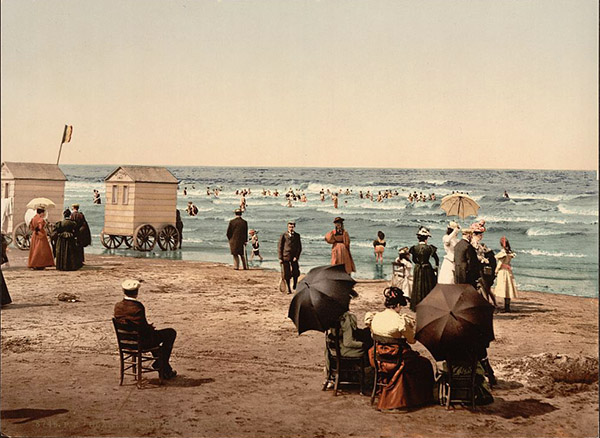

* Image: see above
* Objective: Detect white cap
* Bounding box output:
[122,279,141,292]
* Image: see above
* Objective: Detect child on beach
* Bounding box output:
[249,229,263,262]
[393,247,413,298]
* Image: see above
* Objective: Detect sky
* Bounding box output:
[1,0,598,170]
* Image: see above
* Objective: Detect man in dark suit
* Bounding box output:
[226,209,248,270]
[70,203,91,264]
[278,220,302,294]
[114,279,177,379]
[453,228,481,288]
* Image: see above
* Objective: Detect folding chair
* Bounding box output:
[437,358,478,409]
[112,318,163,388]
[322,324,367,396]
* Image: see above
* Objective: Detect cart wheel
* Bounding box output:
[12,222,31,251]
[157,225,179,251]
[134,224,157,251]
[100,231,123,249]
[122,236,133,249]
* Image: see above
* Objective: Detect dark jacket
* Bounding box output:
[454,239,481,287]
[70,210,92,247]
[278,231,302,262]
[226,216,248,255]
[114,298,158,347]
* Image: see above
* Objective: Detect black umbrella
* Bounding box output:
[288,264,356,334]
[415,283,495,361]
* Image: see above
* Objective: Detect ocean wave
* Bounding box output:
[525,227,577,237]
[520,249,586,258]
[557,204,599,216]
[479,215,568,225]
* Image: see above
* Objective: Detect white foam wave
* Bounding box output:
[526,227,572,237]
[520,249,586,258]
[480,215,568,225]
[557,204,599,216]
[509,193,581,202]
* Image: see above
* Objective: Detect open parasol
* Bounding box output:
[26,198,56,210]
[415,283,494,361]
[440,193,480,220]
[288,264,356,334]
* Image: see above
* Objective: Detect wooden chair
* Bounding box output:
[370,334,404,406]
[112,318,163,388]
[322,325,367,396]
[437,358,478,409]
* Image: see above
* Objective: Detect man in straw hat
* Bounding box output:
[114,279,177,379]
[226,208,248,270]
[278,220,302,294]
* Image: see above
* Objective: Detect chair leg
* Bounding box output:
[370,368,378,405]
[119,355,124,386]
[359,361,365,396]
[136,353,143,388]
[333,356,341,396]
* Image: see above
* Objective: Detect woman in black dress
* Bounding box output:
[409,226,439,311]
[54,210,83,271]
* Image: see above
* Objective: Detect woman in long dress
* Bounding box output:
[54,210,83,271]
[325,217,355,274]
[1,233,12,306]
[28,208,55,269]
[494,236,518,312]
[393,247,413,298]
[364,287,434,410]
[438,221,460,284]
[408,226,439,311]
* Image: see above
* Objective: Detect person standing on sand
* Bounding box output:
[70,204,91,264]
[54,209,82,271]
[453,227,481,288]
[278,221,302,294]
[175,209,183,249]
[325,217,355,274]
[408,226,439,311]
[494,236,518,312]
[114,279,177,380]
[28,208,55,270]
[1,233,12,306]
[226,209,248,270]
[438,221,460,284]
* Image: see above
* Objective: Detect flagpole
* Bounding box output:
[56,140,64,165]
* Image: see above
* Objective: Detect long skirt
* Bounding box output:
[494,269,518,299]
[28,233,55,269]
[369,343,434,410]
[438,258,455,284]
[55,234,83,271]
[1,270,11,306]
[410,264,437,311]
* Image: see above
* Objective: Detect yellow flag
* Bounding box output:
[62,125,73,143]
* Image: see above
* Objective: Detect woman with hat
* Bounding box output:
[493,236,518,312]
[325,217,355,274]
[54,209,83,271]
[27,208,55,270]
[438,221,461,284]
[408,226,439,311]
[393,247,413,298]
[364,287,434,410]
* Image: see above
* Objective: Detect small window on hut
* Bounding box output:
[122,186,129,205]
[112,185,118,204]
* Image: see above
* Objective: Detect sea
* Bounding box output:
[59,165,598,298]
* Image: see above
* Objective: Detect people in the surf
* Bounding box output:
[93,189,102,204]
[373,230,386,264]
[503,190,509,199]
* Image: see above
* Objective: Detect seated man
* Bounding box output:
[114,279,177,379]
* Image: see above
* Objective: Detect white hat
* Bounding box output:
[122,279,141,292]
[416,226,432,237]
[448,221,459,229]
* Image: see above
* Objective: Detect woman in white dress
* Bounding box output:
[438,221,460,284]
[494,236,518,312]
[393,247,413,298]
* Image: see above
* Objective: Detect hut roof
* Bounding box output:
[1,161,67,181]
[105,166,179,184]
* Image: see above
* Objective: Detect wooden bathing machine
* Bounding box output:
[1,161,66,249]
[102,165,179,251]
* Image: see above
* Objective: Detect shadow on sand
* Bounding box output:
[1,408,69,424]
[494,301,551,319]
[479,397,557,418]
[1,303,57,310]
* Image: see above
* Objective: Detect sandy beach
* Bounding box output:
[1,249,598,438]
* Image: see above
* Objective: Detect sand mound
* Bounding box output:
[498,353,598,397]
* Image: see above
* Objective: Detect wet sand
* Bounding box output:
[1,249,598,438]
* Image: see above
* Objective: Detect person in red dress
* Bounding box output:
[27,208,55,269]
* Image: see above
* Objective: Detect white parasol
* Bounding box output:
[26,198,56,210]
[440,193,480,220]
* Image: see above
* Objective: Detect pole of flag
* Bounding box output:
[56,125,73,165]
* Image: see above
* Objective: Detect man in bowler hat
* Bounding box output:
[226,208,248,270]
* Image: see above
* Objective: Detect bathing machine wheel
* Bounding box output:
[157,225,179,251]
[100,231,123,249]
[134,224,157,251]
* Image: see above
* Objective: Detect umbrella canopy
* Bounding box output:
[440,193,480,220]
[288,264,356,334]
[415,283,494,361]
[26,198,56,210]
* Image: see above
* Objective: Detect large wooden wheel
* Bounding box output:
[134,224,157,251]
[12,221,31,251]
[100,231,123,249]
[157,225,179,251]
[122,236,133,249]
